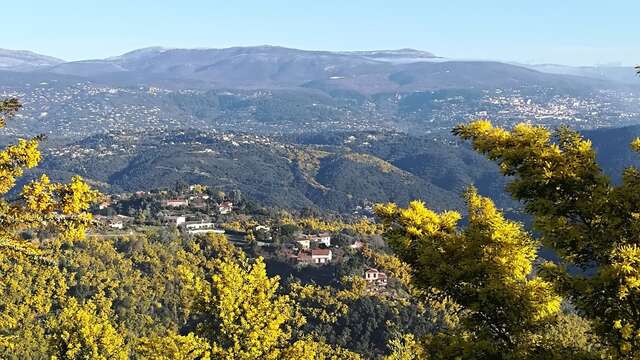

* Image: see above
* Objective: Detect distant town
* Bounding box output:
[1,82,638,139]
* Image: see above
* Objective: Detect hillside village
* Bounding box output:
[92,183,387,288]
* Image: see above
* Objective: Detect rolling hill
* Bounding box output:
[23,130,516,213]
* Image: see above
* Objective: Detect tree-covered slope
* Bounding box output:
[31,130,515,213]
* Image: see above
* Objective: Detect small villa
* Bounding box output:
[363,268,388,287]
[162,199,189,207]
[296,249,333,265]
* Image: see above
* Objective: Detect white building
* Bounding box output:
[184,221,225,235]
[109,221,124,230]
[297,249,333,265]
[297,233,331,247]
[218,201,233,214]
[162,199,189,208]
[163,215,186,226]
[364,268,388,287]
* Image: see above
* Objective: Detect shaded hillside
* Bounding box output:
[583,125,640,182]
[289,132,516,209]
[310,152,459,211]
[24,125,640,214]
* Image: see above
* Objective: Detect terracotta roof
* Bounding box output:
[311,249,331,256]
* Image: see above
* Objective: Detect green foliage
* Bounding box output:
[0,98,99,357]
[47,297,128,360]
[192,256,298,359]
[454,120,640,357]
[376,189,562,357]
[37,128,514,212]
[528,311,603,359]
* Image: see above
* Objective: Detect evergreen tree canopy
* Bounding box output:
[453,120,640,357]
[376,189,562,357]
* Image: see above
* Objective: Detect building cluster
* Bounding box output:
[41,128,291,163]
[92,183,394,294]
[5,81,637,141]
[393,88,640,133]
[94,184,237,235]
[1,83,189,138]
[292,232,333,266]
[480,89,640,129]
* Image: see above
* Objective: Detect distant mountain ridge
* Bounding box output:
[522,63,639,84]
[1,45,633,94]
[0,48,64,70]
[338,48,440,63]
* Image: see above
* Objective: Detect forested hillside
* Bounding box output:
[16,130,517,214]
[21,123,640,216]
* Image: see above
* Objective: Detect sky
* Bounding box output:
[3,0,639,66]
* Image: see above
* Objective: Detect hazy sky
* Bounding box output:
[4,0,638,66]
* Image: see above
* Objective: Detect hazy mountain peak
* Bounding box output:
[0,48,64,70]
[521,62,640,84]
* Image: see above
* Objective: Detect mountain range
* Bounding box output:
[524,63,639,85]
[0,46,635,93]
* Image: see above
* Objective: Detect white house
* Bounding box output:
[109,221,124,230]
[311,249,332,264]
[162,199,189,208]
[106,214,133,230]
[163,215,186,226]
[297,249,333,265]
[184,221,225,235]
[297,233,331,247]
[254,225,271,232]
[218,201,233,214]
[364,268,388,287]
